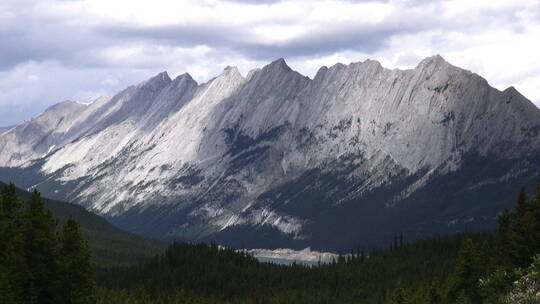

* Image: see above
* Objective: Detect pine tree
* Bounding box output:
[389,283,410,304]
[0,192,6,258]
[516,186,527,216]
[0,195,17,304]
[446,238,483,303]
[536,167,540,200]
[425,283,441,304]
[23,190,60,304]
[496,209,512,257]
[505,183,540,267]
[1,183,20,218]
[0,183,29,303]
[495,181,540,268]
[58,218,96,304]
[0,267,17,304]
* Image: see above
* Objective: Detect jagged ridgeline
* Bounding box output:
[1,56,539,250]
[0,182,166,265]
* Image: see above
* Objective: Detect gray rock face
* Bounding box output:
[1,55,539,250]
[0,125,15,133]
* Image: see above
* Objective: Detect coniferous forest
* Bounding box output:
[0,185,95,303]
[2,171,540,304]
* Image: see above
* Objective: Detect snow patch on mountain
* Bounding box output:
[247,247,339,264]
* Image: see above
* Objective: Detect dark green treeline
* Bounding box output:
[3,167,540,304]
[389,170,540,304]
[97,170,540,304]
[0,184,95,304]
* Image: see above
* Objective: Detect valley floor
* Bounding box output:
[3,174,540,304]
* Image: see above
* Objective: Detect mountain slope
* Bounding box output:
[0,182,166,265]
[0,55,539,251]
[0,125,14,133]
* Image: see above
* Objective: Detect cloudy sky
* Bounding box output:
[1,0,539,126]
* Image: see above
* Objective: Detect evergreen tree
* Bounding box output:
[388,283,410,304]
[0,269,15,304]
[1,183,20,218]
[0,195,17,304]
[425,283,441,304]
[0,192,6,259]
[0,183,22,262]
[446,238,483,303]
[58,218,96,304]
[23,190,60,304]
[536,167,540,200]
[0,183,29,303]
[516,186,528,216]
[496,209,512,263]
[0,185,97,303]
[501,181,540,267]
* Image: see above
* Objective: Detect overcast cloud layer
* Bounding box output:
[1,0,539,126]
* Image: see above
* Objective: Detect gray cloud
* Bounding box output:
[0,0,538,126]
[223,0,283,3]
[0,0,525,71]
[0,7,110,70]
[0,0,446,71]
[99,23,247,50]
[96,15,433,63]
[223,0,390,3]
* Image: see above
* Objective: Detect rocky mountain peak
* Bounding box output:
[265,58,292,73]
[418,54,446,65]
[138,71,172,91]
[42,100,88,113]
[172,73,198,88]
[1,56,539,250]
[313,66,329,80]
[415,54,453,75]
[219,65,243,81]
[223,65,239,73]
[361,58,383,68]
[503,86,520,96]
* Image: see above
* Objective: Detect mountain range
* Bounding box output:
[1,55,539,251]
